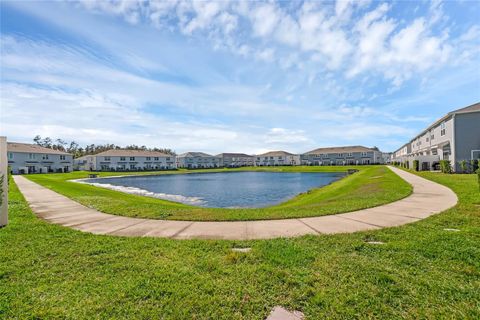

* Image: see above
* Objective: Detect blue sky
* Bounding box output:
[1,0,479,154]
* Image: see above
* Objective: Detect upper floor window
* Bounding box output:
[42,154,49,160]
[166,157,170,161]
[431,134,434,140]
[270,156,274,159]
[154,157,159,161]
[60,155,66,160]
[29,153,35,159]
[120,157,126,161]
[8,152,13,159]
[440,122,446,136]
[104,157,110,161]
[361,152,367,157]
[146,157,151,161]
[130,157,135,161]
[347,153,353,157]
[338,153,343,157]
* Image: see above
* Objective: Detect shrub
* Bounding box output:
[471,159,479,173]
[440,160,452,174]
[459,160,468,173]
[413,160,419,171]
[477,168,480,191]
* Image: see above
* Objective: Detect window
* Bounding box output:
[154,157,159,161]
[361,152,368,157]
[120,157,126,161]
[426,137,429,142]
[338,153,343,157]
[130,157,135,161]
[130,164,136,170]
[42,154,49,160]
[440,122,446,136]
[60,155,66,160]
[8,152,13,159]
[104,157,110,161]
[431,134,434,140]
[347,153,353,157]
[29,153,35,159]
[146,157,151,161]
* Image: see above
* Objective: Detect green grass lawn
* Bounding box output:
[0,171,479,318]
[24,165,412,221]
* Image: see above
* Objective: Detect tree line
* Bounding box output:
[32,135,176,158]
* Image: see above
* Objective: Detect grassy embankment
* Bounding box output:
[25,165,411,221]
[0,172,479,318]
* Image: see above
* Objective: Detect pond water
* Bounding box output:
[82,171,345,208]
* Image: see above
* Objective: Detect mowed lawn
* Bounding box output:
[25,165,412,221]
[0,171,479,319]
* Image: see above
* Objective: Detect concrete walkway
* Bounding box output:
[13,167,458,240]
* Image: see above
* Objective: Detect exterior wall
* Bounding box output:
[7,152,73,174]
[220,155,254,167]
[83,155,176,171]
[177,156,221,168]
[255,155,300,166]
[454,112,480,171]
[301,151,381,165]
[391,111,480,172]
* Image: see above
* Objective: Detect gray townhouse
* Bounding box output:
[255,151,301,166]
[301,146,383,166]
[216,153,254,167]
[76,149,176,171]
[176,152,221,169]
[392,102,480,172]
[7,142,73,174]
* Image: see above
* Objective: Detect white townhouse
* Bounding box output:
[77,149,176,171]
[7,142,73,174]
[255,151,301,166]
[301,146,383,166]
[216,153,254,167]
[176,152,221,169]
[391,102,480,172]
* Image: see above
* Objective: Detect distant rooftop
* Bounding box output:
[7,142,71,155]
[216,153,253,158]
[257,151,295,157]
[177,152,214,158]
[94,149,172,157]
[304,146,377,155]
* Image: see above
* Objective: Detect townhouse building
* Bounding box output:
[77,149,176,171]
[301,146,383,165]
[391,102,480,171]
[216,153,254,167]
[176,152,221,168]
[255,151,300,166]
[7,142,73,174]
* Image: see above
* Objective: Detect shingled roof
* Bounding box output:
[94,149,173,157]
[303,146,376,155]
[257,151,295,157]
[7,142,71,155]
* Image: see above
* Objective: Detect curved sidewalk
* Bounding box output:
[13,167,458,240]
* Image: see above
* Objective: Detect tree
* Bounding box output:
[33,135,42,145]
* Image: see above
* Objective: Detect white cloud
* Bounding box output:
[74,0,476,86]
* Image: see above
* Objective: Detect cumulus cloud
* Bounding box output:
[74,0,475,86]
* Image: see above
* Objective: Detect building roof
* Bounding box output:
[216,153,253,158]
[408,101,480,145]
[94,149,173,157]
[7,142,71,155]
[177,152,214,158]
[303,145,376,155]
[257,151,295,157]
[450,102,480,114]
